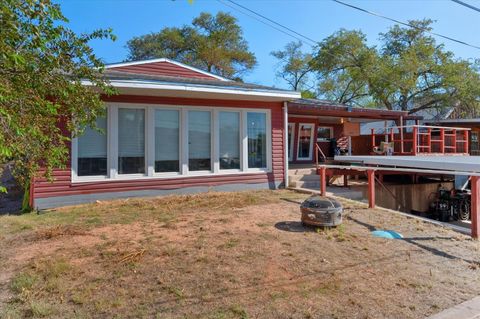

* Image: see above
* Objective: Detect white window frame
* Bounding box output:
[115,105,148,178]
[288,123,295,162]
[317,126,333,142]
[151,107,182,178]
[71,103,272,183]
[218,110,242,173]
[297,123,315,161]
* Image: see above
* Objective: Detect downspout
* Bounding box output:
[283,102,289,188]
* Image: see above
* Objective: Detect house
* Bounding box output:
[27,58,459,210]
[31,58,300,209]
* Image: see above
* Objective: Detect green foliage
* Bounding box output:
[0,0,116,202]
[271,41,314,92]
[126,12,256,80]
[310,20,480,115]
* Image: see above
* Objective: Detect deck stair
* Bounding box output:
[288,168,320,189]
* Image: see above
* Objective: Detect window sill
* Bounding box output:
[71,168,272,184]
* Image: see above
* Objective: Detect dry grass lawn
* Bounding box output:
[1,190,480,318]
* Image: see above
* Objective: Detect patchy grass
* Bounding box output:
[0,190,479,318]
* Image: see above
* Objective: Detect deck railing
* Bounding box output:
[370,125,470,155]
[314,143,327,171]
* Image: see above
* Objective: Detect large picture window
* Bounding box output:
[188,110,211,171]
[219,112,240,170]
[77,117,107,176]
[247,112,267,169]
[73,104,272,182]
[118,108,145,174]
[155,110,180,173]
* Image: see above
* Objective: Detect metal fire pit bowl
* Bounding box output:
[300,195,343,227]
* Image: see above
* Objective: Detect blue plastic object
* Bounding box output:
[371,230,403,239]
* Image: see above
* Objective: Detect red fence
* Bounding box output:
[370,125,470,155]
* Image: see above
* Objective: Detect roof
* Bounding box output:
[86,69,301,101]
[288,98,422,121]
[105,58,230,81]
[426,118,480,125]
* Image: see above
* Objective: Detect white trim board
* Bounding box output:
[335,155,480,174]
[105,58,230,82]
[82,79,301,101]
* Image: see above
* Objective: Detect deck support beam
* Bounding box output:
[320,166,327,196]
[367,169,375,208]
[471,176,480,239]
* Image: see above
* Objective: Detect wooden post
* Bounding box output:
[344,174,348,187]
[367,169,375,208]
[471,176,480,239]
[440,128,445,154]
[465,130,469,154]
[320,166,327,197]
[371,128,375,152]
[412,126,418,155]
[452,129,457,153]
[427,128,431,153]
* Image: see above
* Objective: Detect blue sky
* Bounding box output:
[59,0,480,88]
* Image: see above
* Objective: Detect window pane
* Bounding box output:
[118,108,145,174]
[298,124,313,159]
[317,127,331,141]
[247,112,267,168]
[188,111,211,171]
[155,110,179,173]
[219,112,240,169]
[78,116,107,176]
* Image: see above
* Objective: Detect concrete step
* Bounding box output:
[289,174,322,182]
[289,180,321,189]
[288,168,317,176]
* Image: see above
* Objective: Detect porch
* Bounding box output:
[286,99,422,164]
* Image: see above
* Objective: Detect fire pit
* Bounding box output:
[300,195,343,227]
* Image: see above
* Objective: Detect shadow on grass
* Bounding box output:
[274,221,316,233]
[347,215,480,265]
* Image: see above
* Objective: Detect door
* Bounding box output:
[297,123,314,160]
[317,126,333,158]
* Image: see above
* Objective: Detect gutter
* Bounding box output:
[81,79,301,100]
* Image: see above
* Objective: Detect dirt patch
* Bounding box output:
[0,190,479,318]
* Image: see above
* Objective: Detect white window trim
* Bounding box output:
[288,123,295,162]
[71,102,272,183]
[317,126,333,142]
[115,104,148,178]
[297,123,315,161]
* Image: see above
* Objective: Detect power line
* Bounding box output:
[223,0,318,46]
[332,0,480,50]
[451,0,480,13]
[216,0,312,46]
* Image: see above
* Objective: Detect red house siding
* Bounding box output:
[31,96,285,207]
[108,61,219,80]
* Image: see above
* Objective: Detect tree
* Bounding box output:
[126,12,256,80]
[0,0,115,207]
[310,20,480,114]
[271,41,314,93]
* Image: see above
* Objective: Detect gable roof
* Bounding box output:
[105,58,230,82]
